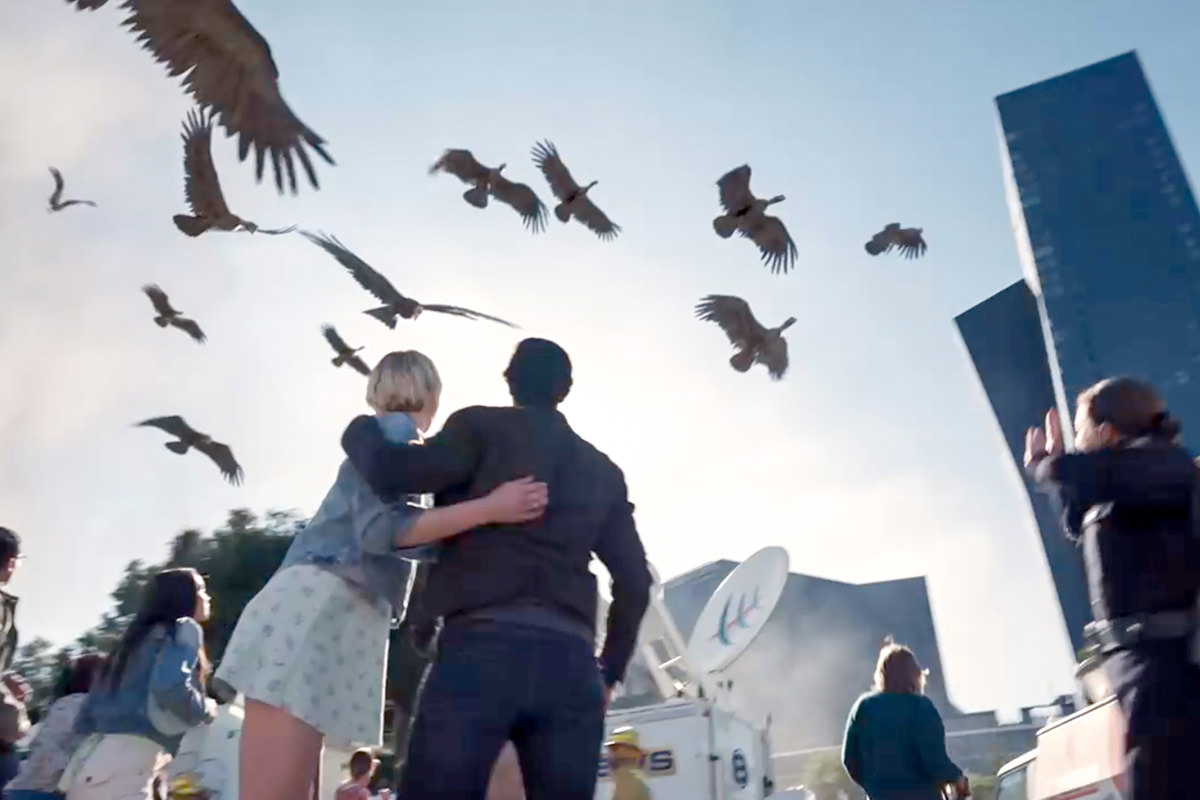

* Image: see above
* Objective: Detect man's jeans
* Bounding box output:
[400,620,606,800]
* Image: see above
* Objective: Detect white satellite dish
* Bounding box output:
[685,546,789,674]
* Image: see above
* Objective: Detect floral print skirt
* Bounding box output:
[215,565,390,749]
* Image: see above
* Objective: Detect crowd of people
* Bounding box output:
[1,353,1198,800]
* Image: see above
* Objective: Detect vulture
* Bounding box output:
[713,165,798,275]
[62,0,333,194]
[429,149,547,233]
[173,109,296,238]
[530,140,620,241]
[142,284,206,343]
[321,325,370,376]
[864,223,927,259]
[300,231,519,330]
[47,167,96,212]
[695,294,795,380]
[137,415,243,485]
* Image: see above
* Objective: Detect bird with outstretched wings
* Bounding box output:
[321,325,370,376]
[47,167,96,212]
[137,415,243,485]
[142,284,206,343]
[531,140,619,241]
[172,109,296,238]
[62,0,333,194]
[695,294,793,380]
[429,149,492,186]
[300,231,519,330]
[713,165,797,275]
[864,223,927,259]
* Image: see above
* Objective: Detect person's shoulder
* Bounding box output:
[171,617,204,649]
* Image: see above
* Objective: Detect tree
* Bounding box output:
[9,637,71,722]
[800,750,864,800]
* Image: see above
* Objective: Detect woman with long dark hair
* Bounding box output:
[59,569,215,800]
[4,654,106,800]
[841,641,967,800]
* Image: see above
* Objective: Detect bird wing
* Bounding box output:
[195,439,244,486]
[180,108,232,218]
[254,224,298,235]
[761,335,789,380]
[572,196,620,241]
[300,231,405,305]
[529,140,580,201]
[58,200,97,208]
[490,176,548,234]
[173,317,207,343]
[421,304,519,328]
[429,149,490,184]
[142,284,176,317]
[347,355,371,376]
[741,215,798,275]
[118,0,332,194]
[896,228,927,259]
[717,165,756,215]
[695,294,766,348]
[321,324,352,354]
[48,167,65,205]
[137,415,198,441]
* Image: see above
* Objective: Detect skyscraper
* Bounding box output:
[996,51,1200,442]
[955,280,1090,654]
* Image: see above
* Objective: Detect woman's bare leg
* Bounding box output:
[239,699,324,800]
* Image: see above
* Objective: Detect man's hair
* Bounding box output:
[504,338,572,407]
[0,528,19,564]
[349,748,376,779]
[366,351,442,414]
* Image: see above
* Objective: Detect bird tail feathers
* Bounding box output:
[864,239,886,256]
[165,441,190,455]
[730,349,755,373]
[172,215,208,237]
[713,215,738,239]
[463,186,488,209]
[364,307,398,329]
[554,202,571,223]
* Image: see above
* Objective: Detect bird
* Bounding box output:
[429,149,547,233]
[695,294,795,380]
[61,0,333,194]
[142,284,206,344]
[172,109,297,238]
[530,140,620,241]
[712,165,798,275]
[136,415,243,485]
[321,325,370,376]
[864,223,927,259]
[47,167,96,212]
[300,231,519,330]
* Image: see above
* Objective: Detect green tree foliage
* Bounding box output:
[9,637,72,722]
[800,750,865,800]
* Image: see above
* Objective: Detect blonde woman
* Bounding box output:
[840,641,967,800]
[216,350,548,800]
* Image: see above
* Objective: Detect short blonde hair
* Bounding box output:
[366,350,442,413]
[873,639,928,695]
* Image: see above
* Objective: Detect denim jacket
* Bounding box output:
[74,618,211,755]
[279,412,432,612]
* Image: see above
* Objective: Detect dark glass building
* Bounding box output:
[995,50,1200,441]
[955,280,1091,654]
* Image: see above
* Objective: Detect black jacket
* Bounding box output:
[0,592,17,673]
[342,405,652,686]
[1031,439,1200,621]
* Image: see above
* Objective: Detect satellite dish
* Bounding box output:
[685,546,789,674]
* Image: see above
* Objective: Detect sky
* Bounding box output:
[3,0,1200,715]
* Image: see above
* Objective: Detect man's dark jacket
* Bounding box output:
[342,405,652,686]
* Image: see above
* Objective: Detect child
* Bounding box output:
[605,727,652,800]
[335,749,378,800]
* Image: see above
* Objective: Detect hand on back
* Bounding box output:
[485,476,549,523]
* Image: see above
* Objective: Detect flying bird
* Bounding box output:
[142,284,206,344]
[530,140,620,241]
[62,0,333,194]
[300,231,519,330]
[172,109,297,238]
[864,223,927,259]
[429,149,547,233]
[695,294,795,380]
[321,325,370,375]
[712,165,797,275]
[137,415,243,485]
[47,167,96,212]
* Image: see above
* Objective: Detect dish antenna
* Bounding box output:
[685,546,790,675]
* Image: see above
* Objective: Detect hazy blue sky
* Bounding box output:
[2,0,1199,714]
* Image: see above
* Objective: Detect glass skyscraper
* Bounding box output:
[996,51,1200,442]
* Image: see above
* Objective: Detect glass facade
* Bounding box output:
[955,280,1091,654]
[996,51,1200,442]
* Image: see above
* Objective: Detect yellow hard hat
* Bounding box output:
[605,726,643,752]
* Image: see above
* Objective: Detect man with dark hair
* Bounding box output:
[0,527,28,792]
[341,338,652,800]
